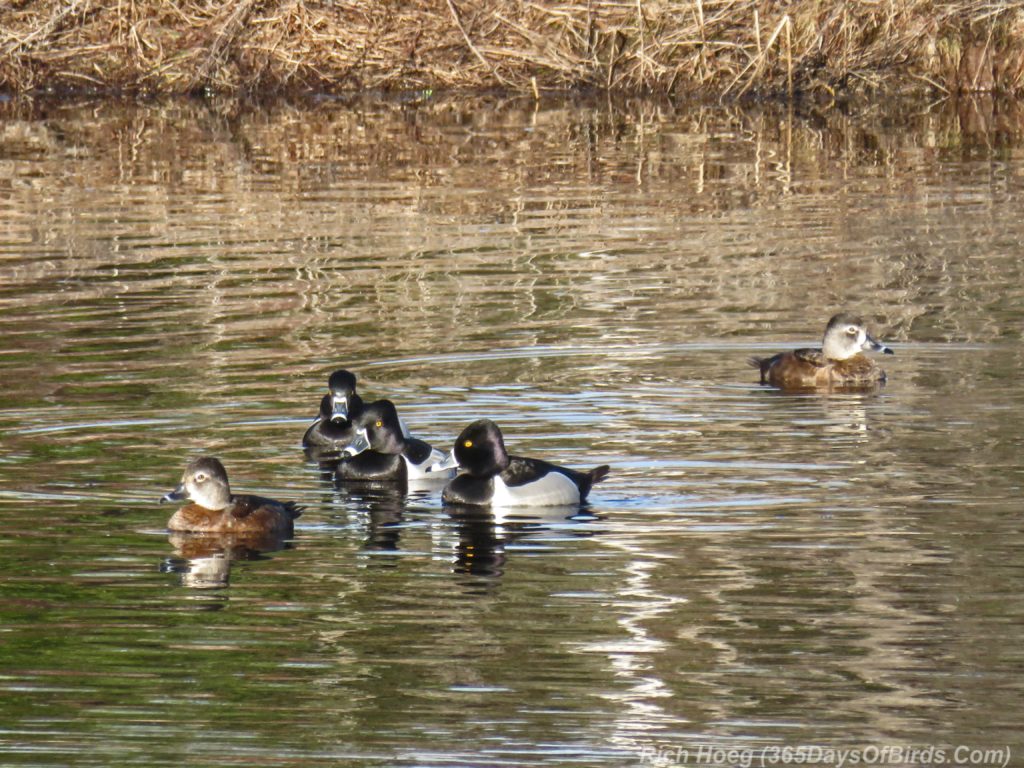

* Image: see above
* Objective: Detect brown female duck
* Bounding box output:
[160,456,302,535]
[750,312,894,390]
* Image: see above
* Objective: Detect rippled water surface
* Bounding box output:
[1,96,1023,766]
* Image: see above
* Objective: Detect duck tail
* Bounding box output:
[578,464,610,502]
[747,356,770,385]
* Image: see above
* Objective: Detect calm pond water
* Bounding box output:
[1,94,1023,767]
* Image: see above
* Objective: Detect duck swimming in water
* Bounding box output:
[750,312,894,390]
[431,419,609,507]
[160,456,302,535]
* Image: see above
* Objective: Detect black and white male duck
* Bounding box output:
[302,369,365,450]
[337,399,453,484]
[431,419,609,507]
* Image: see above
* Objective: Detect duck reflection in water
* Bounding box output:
[161,530,295,590]
[446,504,601,581]
[448,507,508,579]
[334,483,410,556]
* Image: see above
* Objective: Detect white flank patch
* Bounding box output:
[405,448,453,480]
[491,472,580,507]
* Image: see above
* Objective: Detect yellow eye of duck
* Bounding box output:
[375,420,383,428]
[463,439,473,448]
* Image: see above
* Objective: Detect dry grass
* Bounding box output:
[2,1,1024,97]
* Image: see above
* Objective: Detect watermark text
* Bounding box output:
[637,743,1011,768]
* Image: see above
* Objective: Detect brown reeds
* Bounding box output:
[2,1,1024,98]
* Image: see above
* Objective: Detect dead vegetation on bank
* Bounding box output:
[2,1,1024,98]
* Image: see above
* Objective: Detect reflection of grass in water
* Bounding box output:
[2,1,1024,97]
[0,97,1019,416]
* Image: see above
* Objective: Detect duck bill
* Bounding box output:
[342,431,370,458]
[429,451,459,473]
[329,393,350,423]
[864,333,894,355]
[160,484,187,504]
[330,395,349,422]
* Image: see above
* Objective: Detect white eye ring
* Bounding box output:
[194,472,207,482]
[846,326,859,335]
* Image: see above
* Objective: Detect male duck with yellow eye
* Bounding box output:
[302,369,365,450]
[430,419,609,507]
[160,457,302,535]
[337,399,452,483]
[750,312,894,390]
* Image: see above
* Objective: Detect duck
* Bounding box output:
[302,369,364,450]
[337,399,452,483]
[749,312,894,390]
[160,456,302,535]
[430,419,609,507]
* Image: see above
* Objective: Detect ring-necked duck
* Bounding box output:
[160,456,302,535]
[750,312,894,390]
[302,369,364,449]
[337,399,452,483]
[431,419,609,507]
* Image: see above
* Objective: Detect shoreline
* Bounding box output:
[2,1,1023,100]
